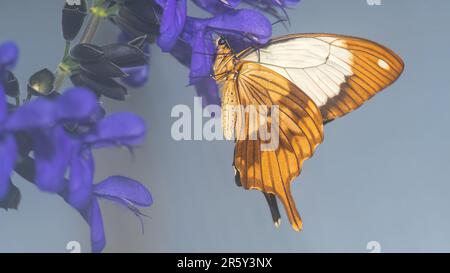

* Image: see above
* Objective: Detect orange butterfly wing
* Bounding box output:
[225,62,324,231]
[239,34,405,123]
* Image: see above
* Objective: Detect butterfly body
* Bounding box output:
[213,34,404,231]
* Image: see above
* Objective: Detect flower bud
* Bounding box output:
[28,68,55,96]
[3,70,20,98]
[62,0,88,41]
[70,43,104,63]
[71,72,128,101]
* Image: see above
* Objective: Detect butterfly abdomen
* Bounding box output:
[222,81,239,140]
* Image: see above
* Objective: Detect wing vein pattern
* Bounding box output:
[240,34,404,122]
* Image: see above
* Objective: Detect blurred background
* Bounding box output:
[0,0,450,252]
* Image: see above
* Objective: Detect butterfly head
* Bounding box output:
[213,35,235,83]
[216,35,231,50]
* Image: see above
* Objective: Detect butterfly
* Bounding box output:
[212,33,404,231]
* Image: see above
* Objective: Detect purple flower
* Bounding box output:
[79,176,153,253]
[32,108,149,252]
[0,88,98,200]
[0,41,19,72]
[112,0,303,107]
[170,9,272,105]
[242,0,301,22]
[66,113,149,252]
[258,0,301,8]
[188,9,272,82]
[29,88,101,194]
[33,110,146,201]
[122,64,151,87]
[192,0,240,14]
[155,0,187,52]
[1,42,86,200]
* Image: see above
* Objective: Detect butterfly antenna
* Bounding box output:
[277,5,292,28]
[192,51,232,57]
[189,71,229,82]
[272,18,290,31]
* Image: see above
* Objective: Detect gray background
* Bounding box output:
[0,0,449,252]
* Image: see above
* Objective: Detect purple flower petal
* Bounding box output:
[0,85,6,123]
[206,9,272,44]
[170,39,192,67]
[271,0,301,7]
[80,198,106,253]
[56,87,99,122]
[121,65,150,87]
[194,77,220,107]
[183,10,272,85]
[67,149,94,210]
[189,23,215,84]
[156,0,187,52]
[5,98,56,131]
[83,112,146,147]
[33,127,72,193]
[192,0,240,14]
[0,134,17,200]
[94,176,152,207]
[0,41,19,70]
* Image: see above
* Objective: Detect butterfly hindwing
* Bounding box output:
[228,62,324,231]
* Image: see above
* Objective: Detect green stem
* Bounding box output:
[53,2,105,92]
[79,14,102,44]
[53,41,72,92]
[53,67,68,92]
[63,40,71,59]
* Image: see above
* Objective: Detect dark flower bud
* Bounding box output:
[71,71,128,101]
[111,15,146,39]
[128,35,147,49]
[70,43,104,63]
[112,0,161,42]
[3,70,20,98]
[113,0,140,4]
[28,68,55,96]
[118,7,159,35]
[72,39,148,79]
[81,61,128,78]
[118,35,150,88]
[102,41,148,67]
[62,0,88,41]
[0,182,21,211]
[122,0,161,29]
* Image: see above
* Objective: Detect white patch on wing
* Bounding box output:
[243,37,354,107]
[378,59,390,70]
[244,38,330,69]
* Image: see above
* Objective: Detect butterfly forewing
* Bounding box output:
[239,34,404,122]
